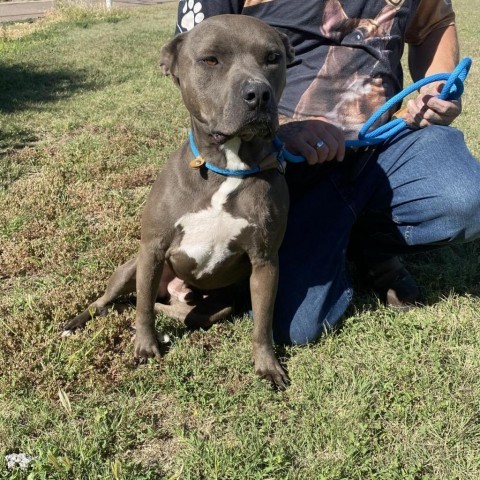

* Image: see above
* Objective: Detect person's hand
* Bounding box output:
[277,118,345,165]
[403,82,462,128]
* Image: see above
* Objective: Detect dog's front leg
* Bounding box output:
[250,256,290,389]
[134,240,165,363]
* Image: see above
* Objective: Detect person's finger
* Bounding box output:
[309,121,345,162]
[407,91,462,128]
[302,142,323,165]
[424,96,462,123]
[313,130,338,162]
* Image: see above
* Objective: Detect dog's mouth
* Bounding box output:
[239,121,277,141]
[211,132,229,144]
[211,117,278,145]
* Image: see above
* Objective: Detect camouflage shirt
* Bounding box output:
[176,0,455,139]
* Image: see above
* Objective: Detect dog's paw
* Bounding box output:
[179,0,204,32]
[254,350,290,390]
[134,333,162,364]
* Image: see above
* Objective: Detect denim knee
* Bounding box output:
[273,321,322,346]
[383,126,480,246]
[436,182,480,242]
[273,275,353,346]
[423,128,480,242]
[273,313,329,346]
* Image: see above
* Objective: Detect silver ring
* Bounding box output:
[315,139,326,150]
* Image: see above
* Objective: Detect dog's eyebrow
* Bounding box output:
[196,41,280,58]
[195,46,235,57]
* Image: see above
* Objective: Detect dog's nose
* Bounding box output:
[241,81,272,110]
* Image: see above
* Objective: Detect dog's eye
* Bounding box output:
[266,52,281,64]
[202,56,219,66]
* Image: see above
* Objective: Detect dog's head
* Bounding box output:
[161,15,294,143]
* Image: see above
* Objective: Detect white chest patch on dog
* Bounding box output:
[220,137,250,171]
[175,139,250,278]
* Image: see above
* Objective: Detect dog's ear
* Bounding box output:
[277,31,295,65]
[160,33,187,86]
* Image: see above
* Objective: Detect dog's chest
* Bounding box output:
[174,176,250,278]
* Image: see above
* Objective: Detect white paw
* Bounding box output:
[180,0,204,31]
[159,333,171,344]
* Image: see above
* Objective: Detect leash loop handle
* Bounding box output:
[277,57,472,159]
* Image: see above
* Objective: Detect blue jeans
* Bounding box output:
[273,125,480,345]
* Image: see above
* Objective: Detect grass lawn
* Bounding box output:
[1,1,480,478]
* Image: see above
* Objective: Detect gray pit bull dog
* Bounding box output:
[63,15,295,389]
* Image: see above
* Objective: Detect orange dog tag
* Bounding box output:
[189,157,205,169]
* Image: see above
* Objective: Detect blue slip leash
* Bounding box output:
[188,131,285,177]
[275,57,473,163]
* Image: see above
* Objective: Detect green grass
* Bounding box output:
[1,1,480,479]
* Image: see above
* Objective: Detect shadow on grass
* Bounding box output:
[0,63,99,112]
[0,127,39,150]
[408,241,480,300]
[348,240,480,314]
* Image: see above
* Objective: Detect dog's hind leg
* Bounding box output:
[62,257,138,334]
[154,287,234,328]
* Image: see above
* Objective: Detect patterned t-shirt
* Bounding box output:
[176,0,455,139]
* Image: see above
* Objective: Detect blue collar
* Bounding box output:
[188,131,285,177]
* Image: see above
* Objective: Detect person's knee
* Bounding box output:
[416,126,480,242]
[438,186,480,242]
[434,170,480,242]
[446,185,480,219]
[273,294,350,346]
[416,124,464,150]
[272,295,336,345]
[273,319,324,346]
[273,269,352,345]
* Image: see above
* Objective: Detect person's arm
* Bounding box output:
[409,24,459,81]
[403,2,461,128]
